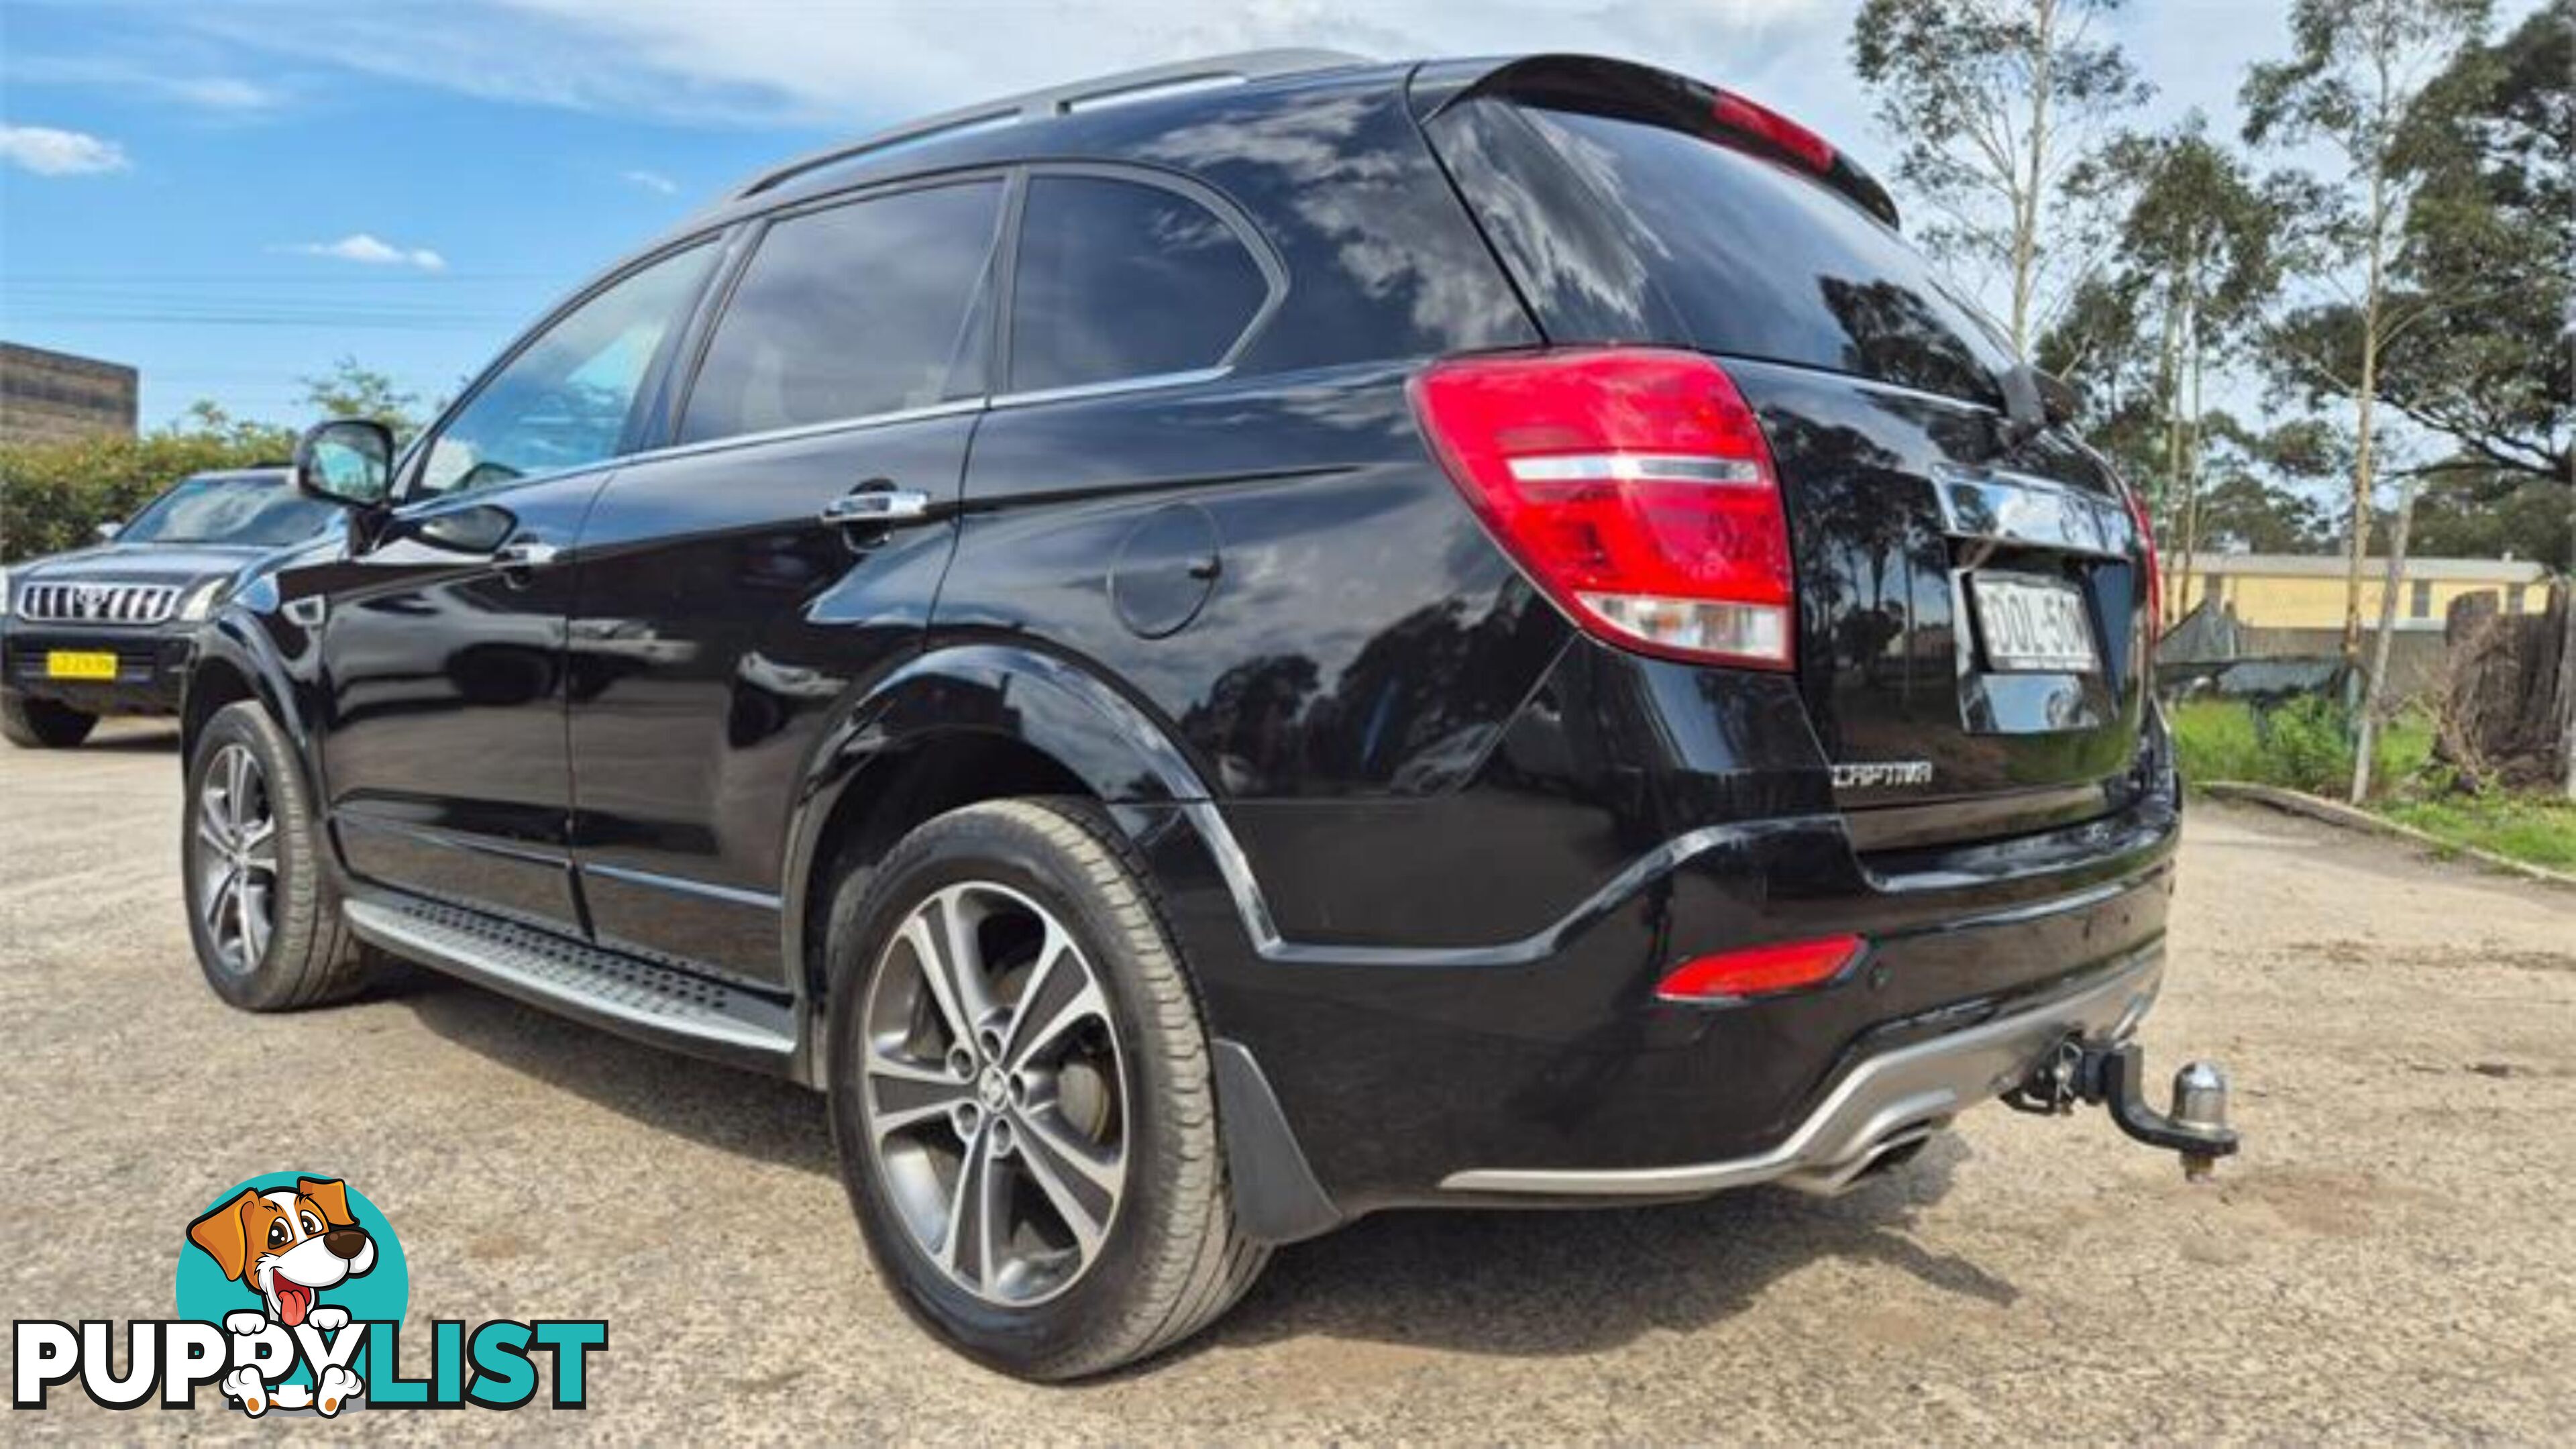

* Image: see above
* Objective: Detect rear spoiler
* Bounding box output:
[1409,54,1900,230]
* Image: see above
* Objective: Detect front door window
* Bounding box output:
[417,243,715,497]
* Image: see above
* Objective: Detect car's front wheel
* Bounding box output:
[184,701,376,1010]
[1,690,96,749]
[824,798,1266,1380]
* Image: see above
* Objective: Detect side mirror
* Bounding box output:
[294,419,397,508]
[93,520,122,543]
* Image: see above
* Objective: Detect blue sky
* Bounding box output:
[0,0,2534,431]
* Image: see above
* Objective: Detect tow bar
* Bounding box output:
[2005,1038,2240,1180]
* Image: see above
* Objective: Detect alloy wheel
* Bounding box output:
[194,743,278,975]
[858,880,1128,1307]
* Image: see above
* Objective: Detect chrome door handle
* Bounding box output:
[820,490,935,527]
[492,540,560,570]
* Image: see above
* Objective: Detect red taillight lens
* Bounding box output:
[2121,480,2162,638]
[1409,347,1796,670]
[1711,91,1836,174]
[1655,934,1865,1004]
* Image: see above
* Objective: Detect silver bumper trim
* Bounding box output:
[1440,945,2165,1198]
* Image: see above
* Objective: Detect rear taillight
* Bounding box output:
[1409,347,1796,671]
[1656,934,1864,1004]
[2121,480,2162,638]
[1710,91,1835,174]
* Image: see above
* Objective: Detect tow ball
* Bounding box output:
[2004,1038,2240,1180]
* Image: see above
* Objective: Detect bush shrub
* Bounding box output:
[2167,695,2432,800]
[1,423,295,563]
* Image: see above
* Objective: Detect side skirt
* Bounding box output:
[343,892,800,1077]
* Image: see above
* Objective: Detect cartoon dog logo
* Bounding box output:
[186,1177,376,1414]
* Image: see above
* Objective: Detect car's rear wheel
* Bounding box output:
[184,701,375,1010]
[1,690,96,749]
[824,798,1266,1380]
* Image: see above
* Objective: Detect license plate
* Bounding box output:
[45,650,119,681]
[1970,574,2098,674]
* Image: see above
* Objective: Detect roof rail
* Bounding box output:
[731,49,1376,201]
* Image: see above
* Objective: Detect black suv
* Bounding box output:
[184,52,2226,1378]
[3,467,335,747]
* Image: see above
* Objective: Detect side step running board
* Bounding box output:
[343,896,798,1073]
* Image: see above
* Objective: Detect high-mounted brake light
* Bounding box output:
[1409,347,1796,670]
[1711,91,1835,174]
[1655,934,1865,1004]
[2121,480,2162,641]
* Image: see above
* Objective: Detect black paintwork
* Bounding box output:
[186,54,2178,1227]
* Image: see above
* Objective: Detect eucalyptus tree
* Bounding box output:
[2101,121,2293,615]
[1851,0,2152,358]
[2240,0,2493,715]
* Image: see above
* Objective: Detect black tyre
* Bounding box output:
[183,701,376,1010]
[824,798,1266,1380]
[1,690,96,749]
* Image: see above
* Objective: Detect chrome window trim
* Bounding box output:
[619,396,988,470]
[987,366,1232,412]
[608,366,1234,471]
[387,457,623,523]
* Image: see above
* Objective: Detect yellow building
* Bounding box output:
[2169,553,2551,633]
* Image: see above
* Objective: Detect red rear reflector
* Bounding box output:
[1711,91,1835,174]
[1409,347,1796,670]
[1656,934,1864,1003]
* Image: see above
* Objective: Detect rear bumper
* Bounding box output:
[1147,773,2178,1218]
[1442,940,2161,1199]
[1135,641,2181,1220]
[0,623,193,714]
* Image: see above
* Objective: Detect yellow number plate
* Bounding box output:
[45,651,118,681]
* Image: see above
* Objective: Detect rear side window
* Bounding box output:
[1008,175,1268,394]
[682,179,1004,443]
[1456,103,2014,406]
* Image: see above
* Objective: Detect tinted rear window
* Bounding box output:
[1458,103,2013,406]
[682,180,1002,443]
[1008,176,1269,394]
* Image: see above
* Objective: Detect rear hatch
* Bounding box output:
[1413,56,2154,848]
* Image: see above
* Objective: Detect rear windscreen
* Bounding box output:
[1444,101,2015,407]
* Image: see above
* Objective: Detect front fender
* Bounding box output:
[186,597,322,786]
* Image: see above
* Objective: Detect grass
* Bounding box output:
[2169,696,2576,873]
[2167,696,2431,799]
[2378,793,2576,872]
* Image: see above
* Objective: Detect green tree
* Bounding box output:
[2401,466,2572,572]
[2100,121,2294,616]
[300,357,429,443]
[2195,413,2341,555]
[1850,0,2152,358]
[2,409,296,561]
[2241,0,2493,800]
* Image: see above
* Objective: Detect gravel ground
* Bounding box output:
[5,720,2573,1443]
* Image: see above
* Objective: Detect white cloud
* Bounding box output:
[279,233,448,270]
[621,168,680,195]
[178,1,1849,131]
[8,56,290,112]
[0,123,131,176]
[166,76,286,110]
